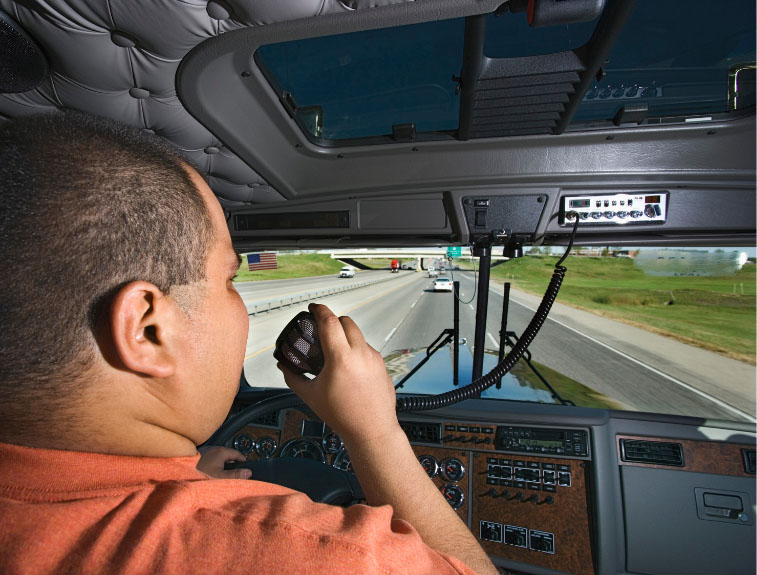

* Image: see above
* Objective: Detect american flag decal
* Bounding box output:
[247,252,278,271]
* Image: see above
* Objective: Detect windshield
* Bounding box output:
[239,247,755,423]
[256,0,755,142]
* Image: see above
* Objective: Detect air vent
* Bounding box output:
[742,449,756,474]
[620,439,685,467]
[400,421,442,444]
[251,411,280,427]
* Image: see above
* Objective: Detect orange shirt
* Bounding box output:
[0,442,478,575]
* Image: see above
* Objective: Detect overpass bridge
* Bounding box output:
[318,248,508,270]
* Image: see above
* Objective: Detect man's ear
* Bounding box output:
[109,281,183,378]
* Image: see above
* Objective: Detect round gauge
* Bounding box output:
[440,457,465,482]
[333,448,354,472]
[279,439,326,463]
[418,455,439,478]
[233,433,255,456]
[440,484,465,510]
[322,432,343,454]
[255,436,278,458]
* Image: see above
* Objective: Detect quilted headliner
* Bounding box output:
[0,0,408,206]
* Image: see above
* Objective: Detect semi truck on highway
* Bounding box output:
[390,260,400,273]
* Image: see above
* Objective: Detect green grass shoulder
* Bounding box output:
[233,253,345,282]
[491,256,756,364]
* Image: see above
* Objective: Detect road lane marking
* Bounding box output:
[385,293,422,342]
[342,275,418,314]
[487,332,499,347]
[245,343,275,361]
[501,293,756,422]
[381,290,424,351]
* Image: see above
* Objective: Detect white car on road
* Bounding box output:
[433,278,453,292]
[339,266,355,278]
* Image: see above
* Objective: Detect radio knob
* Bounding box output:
[591,212,602,220]
[644,204,656,218]
[630,210,642,218]
[603,211,615,218]
[617,211,627,218]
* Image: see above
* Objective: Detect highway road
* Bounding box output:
[237,270,756,423]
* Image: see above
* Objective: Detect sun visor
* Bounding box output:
[227,193,461,250]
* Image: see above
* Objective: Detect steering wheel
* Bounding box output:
[204,393,365,506]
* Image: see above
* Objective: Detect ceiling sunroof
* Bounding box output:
[256,19,464,141]
[255,0,755,145]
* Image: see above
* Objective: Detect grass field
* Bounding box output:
[233,253,344,282]
[490,256,756,364]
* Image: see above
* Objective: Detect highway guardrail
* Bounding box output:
[244,274,401,315]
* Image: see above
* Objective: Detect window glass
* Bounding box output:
[240,248,756,423]
[256,1,756,141]
[256,19,464,140]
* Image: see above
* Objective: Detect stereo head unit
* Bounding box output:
[495,426,589,457]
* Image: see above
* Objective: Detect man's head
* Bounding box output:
[0,112,248,450]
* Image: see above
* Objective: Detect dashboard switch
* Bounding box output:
[557,472,572,487]
[480,521,503,543]
[504,525,528,548]
[529,530,555,554]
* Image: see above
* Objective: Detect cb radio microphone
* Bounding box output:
[273,311,324,376]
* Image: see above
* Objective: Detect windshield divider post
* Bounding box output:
[457,14,487,141]
[553,0,638,133]
[471,243,492,385]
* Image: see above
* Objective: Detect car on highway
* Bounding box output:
[433,278,453,292]
[2,1,754,574]
[338,266,355,278]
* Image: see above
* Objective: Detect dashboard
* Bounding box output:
[226,396,756,575]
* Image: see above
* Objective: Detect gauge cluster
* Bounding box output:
[230,410,471,520]
[233,432,278,458]
[230,410,356,475]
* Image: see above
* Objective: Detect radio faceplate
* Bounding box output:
[559,192,668,226]
[495,426,589,457]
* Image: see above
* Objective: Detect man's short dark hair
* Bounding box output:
[0,111,214,402]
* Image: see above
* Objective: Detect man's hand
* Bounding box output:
[197,446,252,479]
[279,303,399,446]
[280,303,498,575]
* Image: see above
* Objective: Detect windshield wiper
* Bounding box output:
[500,329,574,407]
[496,280,573,406]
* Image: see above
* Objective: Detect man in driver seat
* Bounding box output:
[0,112,497,575]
